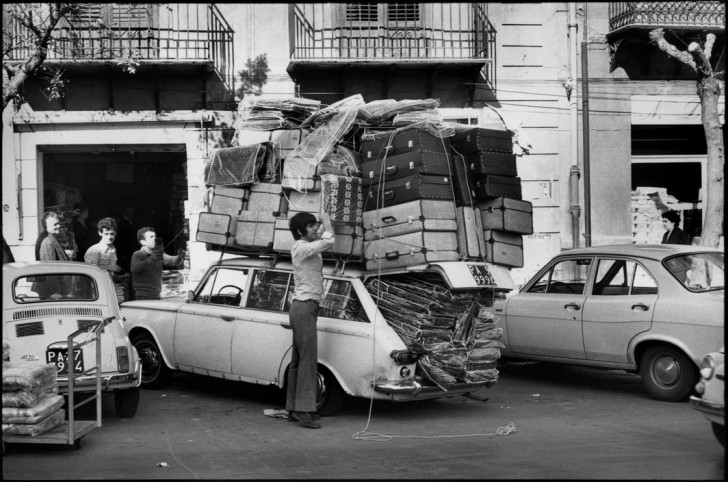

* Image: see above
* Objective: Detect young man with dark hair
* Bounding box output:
[130,227,185,301]
[286,211,334,429]
[661,210,692,245]
[85,217,128,282]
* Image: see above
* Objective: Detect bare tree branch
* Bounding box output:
[704,33,716,60]
[688,43,713,78]
[649,28,697,72]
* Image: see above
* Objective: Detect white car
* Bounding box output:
[3,261,142,417]
[120,258,510,415]
[690,347,725,447]
[494,244,724,402]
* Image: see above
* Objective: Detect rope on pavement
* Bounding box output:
[352,420,517,442]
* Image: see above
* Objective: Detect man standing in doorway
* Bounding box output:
[130,227,185,301]
[286,212,334,429]
[661,210,692,245]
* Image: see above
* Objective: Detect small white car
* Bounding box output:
[3,261,142,417]
[120,258,511,415]
[690,347,725,447]
[494,244,724,402]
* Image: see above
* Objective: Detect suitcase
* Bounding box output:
[361,149,452,187]
[273,217,363,258]
[483,230,524,268]
[477,197,534,235]
[362,126,451,161]
[465,151,518,177]
[235,211,276,249]
[209,186,249,217]
[320,174,364,225]
[456,206,486,259]
[364,231,459,271]
[282,156,320,192]
[363,199,457,241]
[364,174,453,211]
[473,175,522,201]
[286,190,322,214]
[450,149,477,206]
[246,182,285,216]
[196,213,237,247]
[451,128,513,154]
[205,144,266,186]
[257,143,281,183]
[270,128,307,161]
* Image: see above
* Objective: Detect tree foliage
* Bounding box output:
[235,53,269,99]
[650,29,725,248]
[2,3,141,110]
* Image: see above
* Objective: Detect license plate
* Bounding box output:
[46,348,84,375]
[468,265,495,286]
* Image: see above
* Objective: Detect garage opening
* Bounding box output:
[41,145,188,266]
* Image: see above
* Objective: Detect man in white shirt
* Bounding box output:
[286,211,334,429]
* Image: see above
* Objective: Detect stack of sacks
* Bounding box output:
[3,362,65,437]
[365,274,502,389]
[234,96,321,130]
[631,187,678,244]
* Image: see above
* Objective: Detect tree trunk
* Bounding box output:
[698,77,724,248]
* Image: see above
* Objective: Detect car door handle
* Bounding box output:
[280,322,292,330]
[631,303,650,311]
[221,315,235,322]
[564,303,580,311]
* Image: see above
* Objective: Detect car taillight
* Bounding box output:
[390,349,417,365]
[117,346,130,373]
[699,355,715,380]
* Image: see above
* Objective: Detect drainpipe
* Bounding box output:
[568,3,580,248]
[581,4,592,247]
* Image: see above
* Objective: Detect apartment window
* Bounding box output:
[346,4,379,22]
[387,3,420,22]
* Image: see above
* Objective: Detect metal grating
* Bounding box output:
[609,1,725,33]
[16,322,44,337]
[13,307,104,320]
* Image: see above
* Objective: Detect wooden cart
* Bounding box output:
[3,319,106,450]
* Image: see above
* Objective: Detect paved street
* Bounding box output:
[3,360,724,480]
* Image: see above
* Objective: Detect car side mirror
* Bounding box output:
[186,290,195,303]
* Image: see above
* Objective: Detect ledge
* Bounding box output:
[12,109,216,126]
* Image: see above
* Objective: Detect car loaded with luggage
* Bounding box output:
[146,94,536,411]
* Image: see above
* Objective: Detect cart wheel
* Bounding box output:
[74,438,83,450]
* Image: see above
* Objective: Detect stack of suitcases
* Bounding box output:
[196,108,533,272]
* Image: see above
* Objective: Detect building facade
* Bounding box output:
[2,3,236,275]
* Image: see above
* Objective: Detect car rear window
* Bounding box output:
[13,274,99,303]
[663,252,724,292]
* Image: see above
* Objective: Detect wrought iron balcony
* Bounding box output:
[608,1,725,36]
[5,3,234,90]
[288,3,496,86]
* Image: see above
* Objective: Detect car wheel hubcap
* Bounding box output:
[316,372,327,404]
[653,355,680,387]
[139,346,160,379]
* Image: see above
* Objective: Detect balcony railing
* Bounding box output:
[289,3,496,83]
[609,1,725,35]
[5,3,234,90]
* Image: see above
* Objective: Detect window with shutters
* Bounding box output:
[387,3,420,23]
[346,3,378,22]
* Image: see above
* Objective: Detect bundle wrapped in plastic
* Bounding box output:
[301,94,365,128]
[2,408,64,436]
[2,383,59,408]
[3,394,65,424]
[418,355,457,390]
[392,109,443,127]
[3,364,57,392]
[288,107,359,167]
[282,157,319,192]
[205,144,267,186]
[468,347,501,362]
[363,98,440,125]
[317,146,361,177]
[430,348,468,379]
[463,369,499,383]
[474,324,502,340]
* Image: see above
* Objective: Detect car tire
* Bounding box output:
[315,366,345,417]
[712,422,725,447]
[132,333,173,389]
[114,387,140,418]
[640,345,697,402]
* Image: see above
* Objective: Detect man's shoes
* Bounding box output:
[290,411,321,429]
[288,411,320,422]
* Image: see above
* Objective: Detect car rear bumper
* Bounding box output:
[690,396,725,426]
[373,378,494,398]
[57,360,142,393]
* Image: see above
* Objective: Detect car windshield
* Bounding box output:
[13,274,99,303]
[663,252,724,292]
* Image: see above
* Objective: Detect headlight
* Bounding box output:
[699,355,715,380]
